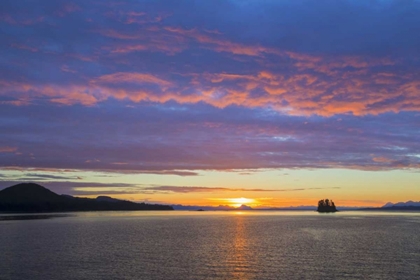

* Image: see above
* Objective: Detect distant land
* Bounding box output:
[0,183,173,213]
[1,183,418,213]
[173,202,420,212]
[172,204,254,211]
[172,204,362,211]
[361,201,420,211]
[382,201,420,208]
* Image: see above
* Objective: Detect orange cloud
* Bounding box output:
[2,22,418,116]
[2,62,420,117]
[0,146,17,153]
[372,157,393,163]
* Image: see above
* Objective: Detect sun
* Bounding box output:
[228,197,255,207]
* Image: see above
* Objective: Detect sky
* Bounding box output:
[1,0,420,208]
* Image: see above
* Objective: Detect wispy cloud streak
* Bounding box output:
[141,186,340,193]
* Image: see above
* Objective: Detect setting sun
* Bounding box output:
[228,197,255,207]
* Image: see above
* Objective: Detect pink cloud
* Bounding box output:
[1,19,418,116]
[372,157,393,163]
[10,43,38,52]
[0,147,17,153]
[1,67,419,116]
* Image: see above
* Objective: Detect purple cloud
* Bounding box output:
[0,0,420,115]
[0,0,419,175]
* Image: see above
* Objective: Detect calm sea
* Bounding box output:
[0,211,419,280]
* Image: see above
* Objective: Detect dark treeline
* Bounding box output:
[317,198,337,213]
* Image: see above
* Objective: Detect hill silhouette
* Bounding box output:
[0,183,173,213]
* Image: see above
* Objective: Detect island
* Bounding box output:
[317,198,337,213]
[0,183,173,213]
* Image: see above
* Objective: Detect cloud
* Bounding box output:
[142,185,340,193]
[0,181,337,197]
[3,64,419,116]
[93,72,172,87]
[14,173,82,181]
[144,186,274,193]
[0,180,138,196]
[0,146,17,153]
[1,0,420,116]
[0,102,419,172]
[0,14,44,26]
[0,166,198,177]
[372,157,393,163]
[0,0,420,174]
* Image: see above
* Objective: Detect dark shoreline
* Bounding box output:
[0,213,73,221]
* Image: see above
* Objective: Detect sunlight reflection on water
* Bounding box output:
[0,211,419,279]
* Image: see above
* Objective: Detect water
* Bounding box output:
[1,211,419,280]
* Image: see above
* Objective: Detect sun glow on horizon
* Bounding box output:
[227,197,255,207]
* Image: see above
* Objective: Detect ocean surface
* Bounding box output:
[0,211,419,280]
